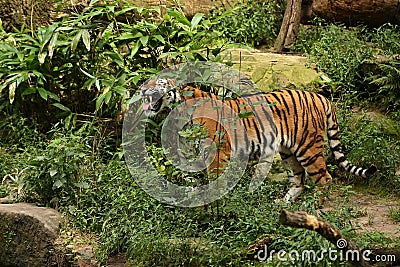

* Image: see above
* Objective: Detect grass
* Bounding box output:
[2,122,398,266]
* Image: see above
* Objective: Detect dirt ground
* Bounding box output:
[324,188,400,239]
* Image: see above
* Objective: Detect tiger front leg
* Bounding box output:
[207,146,230,177]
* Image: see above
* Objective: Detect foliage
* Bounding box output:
[1,3,400,265]
[27,133,93,205]
[389,207,400,223]
[366,24,400,56]
[3,119,382,265]
[334,107,400,192]
[210,0,283,46]
[365,58,400,110]
[0,1,229,128]
[294,22,400,110]
[296,24,373,90]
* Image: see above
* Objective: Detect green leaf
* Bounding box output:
[49,169,58,177]
[9,81,16,104]
[96,87,110,110]
[153,35,165,44]
[80,67,95,79]
[117,32,143,40]
[238,110,253,119]
[47,91,60,101]
[191,13,203,29]
[153,6,161,14]
[130,41,141,58]
[104,89,112,105]
[21,87,37,96]
[38,52,47,65]
[52,103,71,112]
[81,29,91,51]
[53,179,64,189]
[48,32,59,59]
[40,23,58,51]
[182,91,194,97]
[37,87,48,101]
[139,35,149,46]
[168,10,191,27]
[127,94,141,105]
[74,181,89,189]
[105,52,124,68]
[71,30,82,51]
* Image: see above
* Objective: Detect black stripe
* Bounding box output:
[299,152,323,167]
[329,132,340,139]
[330,143,342,151]
[288,90,299,147]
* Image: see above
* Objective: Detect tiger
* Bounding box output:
[139,78,377,204]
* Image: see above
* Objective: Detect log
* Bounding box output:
[279,209,371,267]
[301,0,400,27]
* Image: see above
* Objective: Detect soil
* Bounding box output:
[324,188,400,240]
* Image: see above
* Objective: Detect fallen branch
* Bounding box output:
[279,209,370,267]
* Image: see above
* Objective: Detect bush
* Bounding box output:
[365,58,400,110]
[294,22,400,110]
[366,24,400,56]
[304,24,373,89]
[335,107,400,192]
[210,0,283,46]
[0,2,229,129]
[26,133,93,205]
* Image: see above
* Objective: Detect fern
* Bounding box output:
[368,59,400,109]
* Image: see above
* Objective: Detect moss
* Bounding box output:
[229,49,322,92]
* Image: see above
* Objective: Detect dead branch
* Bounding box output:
[279,209,371,267]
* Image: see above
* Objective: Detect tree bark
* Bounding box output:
[301,0,400,27]
[274,0,303,52]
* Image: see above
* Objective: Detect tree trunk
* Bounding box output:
[274,0,303,52]
[301,0,400,27]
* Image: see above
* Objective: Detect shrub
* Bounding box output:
[210,0,283,46]
[366,24,400,56]
[362,57,400,110]
[0,2,229,128]
[26,133,93,205]
[306,25,373,89]
[335,107,400,192]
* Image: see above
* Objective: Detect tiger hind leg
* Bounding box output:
[279,151,306,203]
[296,150,333,205]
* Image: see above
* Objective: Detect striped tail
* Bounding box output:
[326,107,377,178]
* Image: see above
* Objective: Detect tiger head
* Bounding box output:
[139,78,182,117]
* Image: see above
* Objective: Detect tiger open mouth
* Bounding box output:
[142,93,163,113]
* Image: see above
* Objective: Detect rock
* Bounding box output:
[227,49,322,92]
[0,203,62,267]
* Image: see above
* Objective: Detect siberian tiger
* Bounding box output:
[140,78,376,204]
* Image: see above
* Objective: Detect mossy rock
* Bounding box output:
[226,49,322,92]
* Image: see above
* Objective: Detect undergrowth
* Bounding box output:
[1,2,400,266]
[1,114,399,265]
